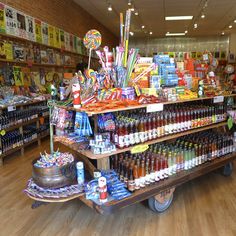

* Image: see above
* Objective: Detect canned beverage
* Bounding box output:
[76,162,84,185]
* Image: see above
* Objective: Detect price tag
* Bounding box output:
[131,144,149,154]
[213,96,224,103]
[7,105,16,112]
[0,130,6,136]
[146,103,163,113]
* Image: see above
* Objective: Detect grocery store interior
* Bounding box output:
[0,0,236,235]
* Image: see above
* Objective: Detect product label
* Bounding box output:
[150,172,155,182]
[118,136,124,148]
[124,135,130,146]
[165,124,169,135]
[135,178,140,189]
[129,133,135,145]
[152,128,157,138]
[114,134,118,144]
[134,132,140,144]
[140,177,146,187]
[155,171,160,181]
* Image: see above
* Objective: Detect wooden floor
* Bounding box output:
[1,139,236,236]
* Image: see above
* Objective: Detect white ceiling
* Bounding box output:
[74,0,236,38]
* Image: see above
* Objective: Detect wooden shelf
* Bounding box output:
[0,131,49,160]
[56,121,227,160]
[0,33,98,60]
[78,152,236,214]
[0,58,75,68]
[0,145,22,158]
[55,94,236,117]
[4,117,39,132]
[0,99,47,110]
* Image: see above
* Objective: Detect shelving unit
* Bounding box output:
[55,94,236,117]
[26,94,236,214]
[0,100,50,166]
[0,33,99,71]
[78,152,236,214]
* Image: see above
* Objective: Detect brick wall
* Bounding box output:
[1,0,118,47]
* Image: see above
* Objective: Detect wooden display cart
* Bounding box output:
[27,95,236,214]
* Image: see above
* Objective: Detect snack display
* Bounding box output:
[110,131,234,191]
[34,151,74,168]
[24,179,84,199]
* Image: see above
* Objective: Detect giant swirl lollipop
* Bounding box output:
[83,29,102,69]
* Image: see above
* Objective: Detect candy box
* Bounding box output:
[141,88,158,97]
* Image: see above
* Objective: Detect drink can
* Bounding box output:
[76,162,84,185]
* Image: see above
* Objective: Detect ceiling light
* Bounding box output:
[229,25,232,28]
[185,30,188,34]
[130,32,134,36]
[234,20,236,23]
[135,12,138,15]
[141,25,145,29]
[194,23,198,28]
[149,31,153,35]
[201,14,205,19]
[221,32,225,35]
[166,32,185,36]
[128,0,132,6]
[130,6,135,11]
[107,3,112,11]
[165,16,193,21]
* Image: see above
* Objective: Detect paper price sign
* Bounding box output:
[7,105,16,112]
[213,96,224,103]
[146,103,164,113]
[131,144,149,154]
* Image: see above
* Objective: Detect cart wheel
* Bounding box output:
[148,193,173,213]
[222,162,233,176]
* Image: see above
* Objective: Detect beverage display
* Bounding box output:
[1,130,23,153]
[0,105,49,129]
[110,131,234,191]
[113,103,227,148]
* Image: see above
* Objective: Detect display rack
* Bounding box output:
[0,100,49,166]
[26,94,234,214]
[0,33,100,71]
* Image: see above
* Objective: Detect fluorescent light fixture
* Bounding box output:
[130,32,134,36]
[128,0,132,6]
[201,14,205,18]
[135,12,138,15]
[141,25,145,29]
[194,23,198,28]
[185,30,188,34]
[108,3,112,11]
[166,32,185,36]
[149,31,153,35]
[165,16,193,21]
[229,25,232,28]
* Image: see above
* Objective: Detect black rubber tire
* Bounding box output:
[148,193,173,213]
[222,162,233,176]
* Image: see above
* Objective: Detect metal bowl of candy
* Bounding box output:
[32,151,77,189]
